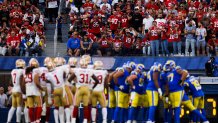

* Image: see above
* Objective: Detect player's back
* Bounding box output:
[74,68,94,88]
[24,68,41,96]
[46,67,65,89]
[92,69,108,92]
[167,69,183,92]
[185,77,204,97]
[37,67,48,87]
[11,69,24,93]
[146,68,162,91]
[117,68,130,93]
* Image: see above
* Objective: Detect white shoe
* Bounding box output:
[102,120,107,123]
[203,121,210,123]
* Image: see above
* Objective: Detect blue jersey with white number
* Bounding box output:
[146,68,162,91]
[184,77,204,98]
[117,68,130,93]
[131,71,144,94]
[167,69,184,92]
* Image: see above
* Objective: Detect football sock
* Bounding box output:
[128,107,136,121]
[24,107,30,123]
[192,109,207,122]
[168,108,172,123]
[45,107,50,122]
[84,106,89,120]
[102,107,107,121]
[164,108,168,123]
[120,108,124,122]
[28,107,35,122]
[148,106,156,122]
[65,107,71,123]
[91,107,97,122]
[114,107,121,122]
[124,108,129,122]
[59,106,65,123]
[16,107,22,122]
[53,108,59,123]
[144,107,149,121]
[36,107,42,122]
[73,106,78,118]
[7,107,15,122]
[174,107,181,123]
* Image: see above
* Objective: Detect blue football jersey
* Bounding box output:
[117,68,131,93]
[131,71,144,94]
[167,69,184,92]
[184,76,204,98]
[146,67,162,91]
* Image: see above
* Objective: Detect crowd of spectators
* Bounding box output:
[0,0,46,56]
[66,0,218,57]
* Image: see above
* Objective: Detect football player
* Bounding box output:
[146,62,163,123]
[36,57,52,123]
[126,64,145,123]
[107,67,121,122]
[113,61,136,122]
[22,58,44,123]
[91,61,109,123]
[82,54,93,69]
[51,57,73,123]
[184,75,208,123]
[45,60,73,123]
[71,59,99,123]
[7,59,26,123]
[165,60,188,123]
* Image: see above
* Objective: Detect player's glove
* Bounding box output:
[48,97,52,105]
[119,85,124,90]
[165,96,169,104]
[158,88,163,98]
[41,91,46,96]
[22,94,27,99]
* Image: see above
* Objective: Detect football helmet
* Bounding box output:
[68,57,78,67]
[94,60,103,70]
[81,55,91,64]
[153,62,162,72]
[54,57,64,67]
[46,61,55,71]
[165,60,176,71]
[79,58,88,68]
[136,64,145,72]
[29,58,39,68]
[125,61,136,70]
[44,57,52,67]
[16,59,26,68]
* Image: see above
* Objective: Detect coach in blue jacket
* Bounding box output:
[67,32,80,56]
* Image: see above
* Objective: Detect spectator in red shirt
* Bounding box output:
[112,35,122,56]
[7,30,20,56]
[121,28,135,56]
[134,37,143,55]
[108,11,121,34]
[90,12,101,37]
[148,21,160,56]
[207,35,217,56]
[98,33,112,56]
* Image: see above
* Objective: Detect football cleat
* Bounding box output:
[16,59,26,68]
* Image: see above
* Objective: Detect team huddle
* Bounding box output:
[7,55,209,123]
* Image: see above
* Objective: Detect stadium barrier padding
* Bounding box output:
[0,56,217,70]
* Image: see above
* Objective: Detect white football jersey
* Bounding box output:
[24,69,41,96]
[11,69,24,93]
[92,70,108,92]
[87,64,94,69]
[73,68,94,88]
[59,65,71,86]
[36,67,48,87]
[46,67,65,89]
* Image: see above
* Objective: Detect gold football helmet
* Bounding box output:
[81,55,91,64]
[79,58,88,68]
[46,61,55,71]
[54,57,64,67]
[44,57,52,67]
[94,60,103,70]
[29,58,39,68]
[68,57,78,67]
[15,59,26,68]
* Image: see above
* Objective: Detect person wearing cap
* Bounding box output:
[207,34,217,56]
